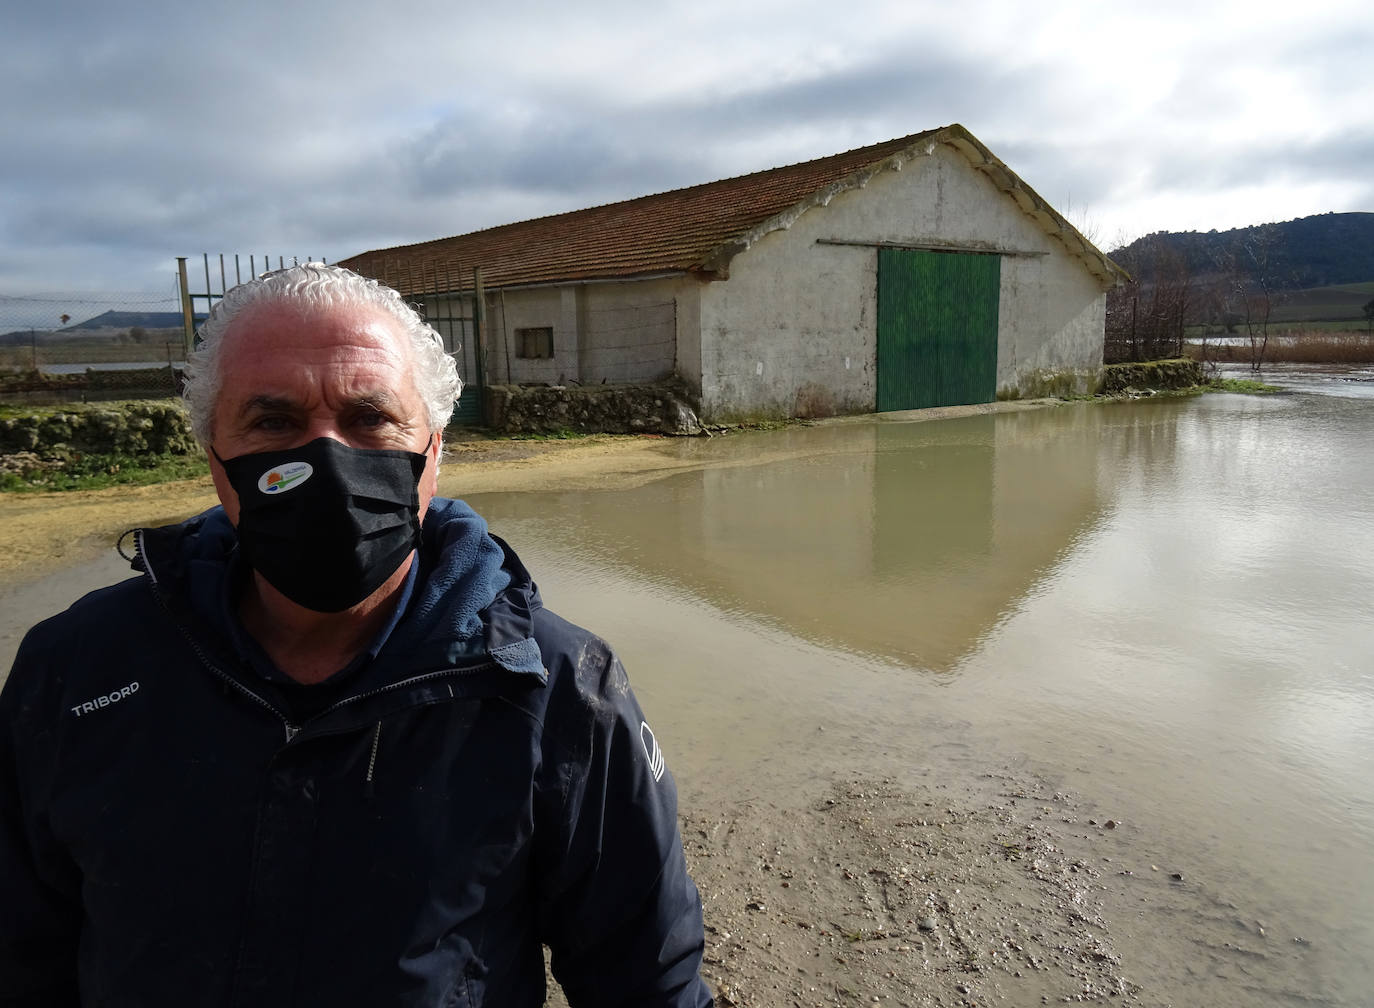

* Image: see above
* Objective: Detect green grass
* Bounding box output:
[1206,377,1281,394]
[0,453,208,493]
[1270,282,1374,323]
[1183,278,1374,331]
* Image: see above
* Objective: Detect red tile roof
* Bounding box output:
[339,124,1123,294]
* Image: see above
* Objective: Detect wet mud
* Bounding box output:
[551,764,1319,1008]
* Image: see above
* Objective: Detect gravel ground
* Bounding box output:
[685,774,1137,1008]
[546,769,1152,1008]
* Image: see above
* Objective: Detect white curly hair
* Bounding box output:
[183,263,462,446]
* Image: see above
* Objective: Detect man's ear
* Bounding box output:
[418,431,442,504]
[208,447,242,526]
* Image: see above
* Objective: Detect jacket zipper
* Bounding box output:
[137,529,298,743]
[283,662,505,747]
[135,529,507,745]
[364,721,382,797]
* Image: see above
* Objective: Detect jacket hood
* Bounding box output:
[400,498,546,678]
[134,498,547,694]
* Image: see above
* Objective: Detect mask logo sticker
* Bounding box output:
[259,461,312,495]
[640,721,666,782]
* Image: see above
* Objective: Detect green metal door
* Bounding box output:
[422,296,483,428]
[876,248,1000,411]
[449,376,482,427]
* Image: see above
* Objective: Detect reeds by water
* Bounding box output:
[1186,330,1374,365]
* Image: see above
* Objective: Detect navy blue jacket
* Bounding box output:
[0,500,712,1007]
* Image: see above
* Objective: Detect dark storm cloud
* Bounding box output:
[391,46,1048,211]
[400,113,711,202]
[1130,124,1374,206]
[1,0,1370,294]
[1291,128,1374,179]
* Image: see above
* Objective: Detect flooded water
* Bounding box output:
[464,389,1374,1006]
[1218,360,1374,400]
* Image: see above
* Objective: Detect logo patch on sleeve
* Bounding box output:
[640,721,666,782]
[70,680,140,718]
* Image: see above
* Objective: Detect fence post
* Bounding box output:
[472,267,486,390]
[177,258,196,355]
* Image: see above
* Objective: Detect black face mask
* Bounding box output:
[214,437,428,613]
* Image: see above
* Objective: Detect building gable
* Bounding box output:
[340,125,1123,294]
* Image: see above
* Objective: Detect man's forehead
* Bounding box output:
[215,301,418,407]
[223,299,409,354]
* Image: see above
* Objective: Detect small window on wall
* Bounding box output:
[515,326,554,359]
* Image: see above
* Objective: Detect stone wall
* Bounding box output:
[0,367,182,396]
[87,367,183,394]
[0,401,197,457]
[482,379,702,435]
[1097,358,1203,394]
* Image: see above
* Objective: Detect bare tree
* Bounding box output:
[1105,235,1196,363]
[1235,225,1285,372]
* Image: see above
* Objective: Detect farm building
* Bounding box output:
[339,123,1125,426]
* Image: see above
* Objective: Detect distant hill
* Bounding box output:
[1109,212,1374,290]
[64,310,201,330]
[0,309,206,346]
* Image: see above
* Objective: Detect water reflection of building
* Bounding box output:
[485,412,1107,672]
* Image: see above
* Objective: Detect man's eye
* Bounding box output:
[254,415,293,431]
[355,411,389,428]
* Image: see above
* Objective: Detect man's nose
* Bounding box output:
[300,421,349,446]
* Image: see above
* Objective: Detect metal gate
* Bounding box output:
[177,255,485,429]
[176,254,317,351]
[875,248,1000,411]
[414,280,484,428]
[359,258,489,428]
[377,263,485,429]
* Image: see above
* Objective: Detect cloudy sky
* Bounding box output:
[2,0,1371,318]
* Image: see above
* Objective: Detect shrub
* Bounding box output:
[1098,358,1203,394]
[0,401,197,457]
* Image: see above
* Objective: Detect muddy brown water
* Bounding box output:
[464,390,1374,1007]
[4,383,1372,1006]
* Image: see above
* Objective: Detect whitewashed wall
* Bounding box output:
[695,144,1108,420]
[482,276,690,386]
[464,142,1106,419]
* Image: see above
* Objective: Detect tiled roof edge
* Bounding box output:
[696,124,1127,288]
[938,126,1128,287]
[696,134,946,277]
[341,124,1127,290]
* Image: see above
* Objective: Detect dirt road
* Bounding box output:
[0,435,696,586]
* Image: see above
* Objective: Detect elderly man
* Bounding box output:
[0,264,713,1007]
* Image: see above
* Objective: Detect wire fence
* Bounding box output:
[0,289,189,400]
[4,281,683,404]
